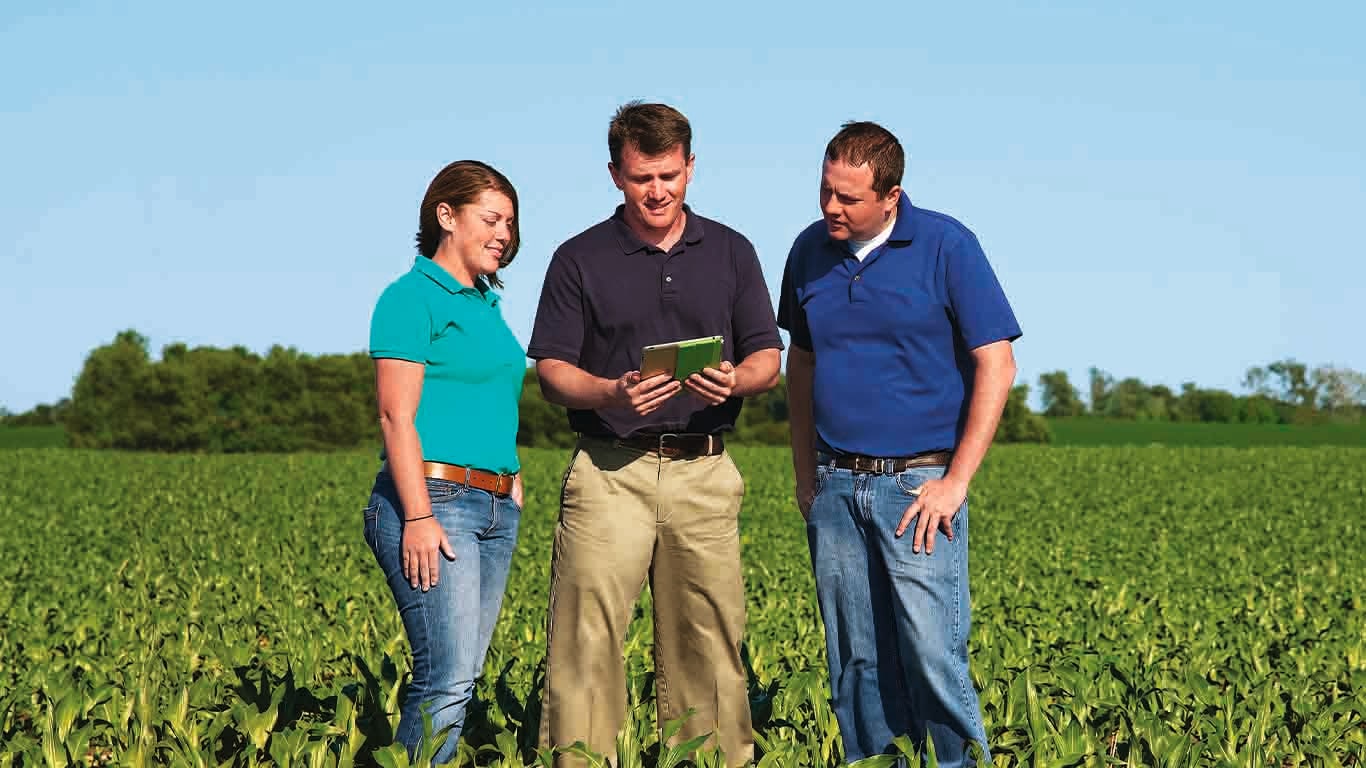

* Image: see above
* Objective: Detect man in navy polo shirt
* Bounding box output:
[779,121,1020,766]
[529,101,782,766]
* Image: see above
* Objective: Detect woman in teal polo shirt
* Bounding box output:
[362,160,526,763]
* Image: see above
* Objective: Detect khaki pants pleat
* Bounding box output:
[540,439,753,767]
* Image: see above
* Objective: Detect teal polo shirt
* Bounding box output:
[369,257,526,473]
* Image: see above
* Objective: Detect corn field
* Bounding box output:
[1,445,1362,766]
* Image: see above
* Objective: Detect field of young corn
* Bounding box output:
[1,445,1362,766]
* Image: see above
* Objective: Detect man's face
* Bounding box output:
[609,143,695,235]
[820,158,900,242]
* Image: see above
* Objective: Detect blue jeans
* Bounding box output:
[363,471,521,764]
[806,458,989,767]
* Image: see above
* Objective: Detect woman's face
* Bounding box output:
[438,189,515,282]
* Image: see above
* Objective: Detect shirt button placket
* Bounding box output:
[662,263,678,302]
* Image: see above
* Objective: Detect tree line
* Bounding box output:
[1037,363,1365,424]
[5,331,1359,452]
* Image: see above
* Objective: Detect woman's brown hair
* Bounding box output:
[415,160,520,289]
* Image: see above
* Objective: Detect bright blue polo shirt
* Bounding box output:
[777,195,1021,457]
[369,257,526,473]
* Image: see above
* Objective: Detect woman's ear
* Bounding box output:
[436,202,458,233]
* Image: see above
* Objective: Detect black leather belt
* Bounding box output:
[613,433,725,458]
[828,450,953,474]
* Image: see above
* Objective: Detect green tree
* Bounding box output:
[66,330,155,449]
[1237,394,1281,424]
[996,384,1052,443]
[2,399,70,427]
[1244,359,1319,409]
[1088,367,1113,415]
[1141,384,1176,421]
[1038,370,1085,418]
[67,331,381,452]
[1312,365,1366,419]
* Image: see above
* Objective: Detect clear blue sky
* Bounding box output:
[3,1,1363,413]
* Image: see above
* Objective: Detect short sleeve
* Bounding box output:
[526,247,585,365]
[729,234,784,361]
[776,242,813,351]
[369,279,430,362]
[945,231,1022,350]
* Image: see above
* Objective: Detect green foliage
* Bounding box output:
[1048,418,1366,447]
[516,368,577,450]
[56,332,1053,452]
[1085,360,1365,427]
[0,426,68,449]
[5,445,1360,765]
[64,331,379,452]
[0,398,69,427]
[1038,371,1085,419]
[996,385,1052,444]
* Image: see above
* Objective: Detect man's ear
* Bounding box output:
[883,185,902,216]
[608,162,623,191]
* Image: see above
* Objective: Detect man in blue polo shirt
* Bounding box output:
[778,121,1020,767]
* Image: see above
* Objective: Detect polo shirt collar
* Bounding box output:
[888,193,917,244]
[825,193,918,250]
[413,256,494,302]
[611,204,705,254]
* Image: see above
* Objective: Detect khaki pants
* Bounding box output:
[539,438,754,767]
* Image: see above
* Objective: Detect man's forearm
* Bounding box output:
[945,341,1017,487]
[787,347,817,499]
[536,359,616,410]
[731,348,781,398]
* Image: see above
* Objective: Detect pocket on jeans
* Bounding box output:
[425,477,468,504]
[362,502,380,550]
[894,466,946,497]
[811,464,835,504]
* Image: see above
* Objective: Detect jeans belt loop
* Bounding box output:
[881,458,895,475]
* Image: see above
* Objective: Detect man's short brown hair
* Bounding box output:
[608,101,693,166]
[825,121,904,198]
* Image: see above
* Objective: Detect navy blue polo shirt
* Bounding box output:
[777,195,1021,457]
[528,204,783,439]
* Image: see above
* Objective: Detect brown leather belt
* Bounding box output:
[613,433,725,458]
[384,460,515,496]
[829,450,953,474]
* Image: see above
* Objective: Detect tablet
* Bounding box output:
[640,335,723,381]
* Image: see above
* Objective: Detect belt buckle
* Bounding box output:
[852,456,895,474]
[657,433,683,458]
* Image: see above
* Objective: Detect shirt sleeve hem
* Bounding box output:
[526,346,582,365]
[369,350,426,363]
[735,339,786,361]
[963,327,1023,350]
